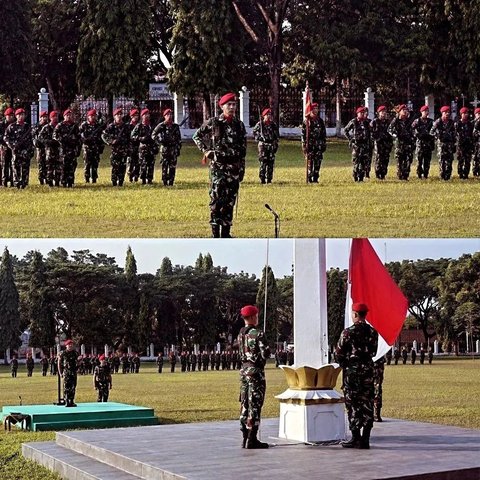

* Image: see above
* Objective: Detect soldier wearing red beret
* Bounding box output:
[455,106,474,179]
[345,106,372,182]
[37,111,61,186]
[472,108,480,177]
[193,92,247,237]
[93,353,112,402]
[237,305,270,449]
[252,107,279,184]
[126,108,141,183]
[411,105,435,179]
[370,105,393,180]
[58,340,79,407]
[79,108,105,184]
[32,111,50,185]
[335,303,378,450]
[0,108,17,187]
[431,106,456,180]
[301,102,327,183]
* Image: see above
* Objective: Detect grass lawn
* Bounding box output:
[0,139,479,238]
[0,357,479,479]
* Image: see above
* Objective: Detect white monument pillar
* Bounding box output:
[38,88,49,114]
[80,344,85,356]
[6,348,11,363]
[173,93,184,127]
[56,343,61,355]
[128,346,132,356]
[413,340,417,352]
[364,87,375,119]
[425,94,435,119]
[31,103,38,126]
[434,340,439,354]
[476,340,479,354]
[276,239,346,444]
[239,87,250,128]
[450,100,458,120]
[303,87,309,119]
[104,344,109,357]
[150,343,155,359]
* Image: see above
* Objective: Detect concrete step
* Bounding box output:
[34,416,159,431]
[22,441,143,480]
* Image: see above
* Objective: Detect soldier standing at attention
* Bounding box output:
[401,346,408,364]
[238,305,270,449]
[370,105,393,180]
[388,104,415,180]
[131,108,158,184]
[411,347,417,365]
[193,93,247,238]
[455,106,474,179]
[393,347,400,365]
[41,355,49,376]
[152,108,182,186]
[0,107,16,187]
[58,339,79,407]
[32,111,49,185]
[93,354,112,402]
[79,109,104,184]
[428,347,434,364]
[39,111,61,187]
[252,108,279,184]
[420,347,426,364]
[102,108,130,186]
[373,355,385,422]
[156,352,164,373]
[472,107,480,177]
[4,108,33,189]
[411,105,435,179]
[301,103,327,183]
[11,354,19,377]
[431,105,456,180]
[53,109,81,187]
[345,106,371,182]
[335,303,378,449]
[169,350,177,372]
[127,108,140,183]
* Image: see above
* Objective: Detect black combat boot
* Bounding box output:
[211,225,220,238]
[374,406,383,422]
[246,426,269,449]
[221,226,231,238]
[359,426,372,449]
[241,424,249,448]
[341,429,361,448]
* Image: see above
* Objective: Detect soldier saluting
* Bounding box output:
[252,108,279,184]
[193,92,247,238]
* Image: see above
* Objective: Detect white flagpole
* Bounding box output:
[263,239,269,334]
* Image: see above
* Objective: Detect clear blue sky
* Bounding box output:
[1,238,479,278]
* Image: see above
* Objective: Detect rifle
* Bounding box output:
[179,115,189,128]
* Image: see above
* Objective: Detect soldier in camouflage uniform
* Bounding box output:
[4,108,34,189]
[127,109,140,182]
[455,106,474,179]
[79,109,104,183]
[26,352,35,376]
[345,106,371,182]
[152,108,182,186]
[193,93,247,238]
[472,107,480,177]
[39,111,61,186]
[431,106,456,180]
[131,108,159,184]
[41,355,49,376]
[53,109,81,187]
[411,105,435,179]
[237,305,270,449]
[301,103,326,183]
[11,354,18,378]
[252,108,279,184]
[156,352,164,373]
[58,339,79,407]
[335,303,378,449]
[32,111,49,185]
[93,354,112,402]
[370,105,393,180]
[373,355,385,422]
[0,107,16,187]
[388,104,415,180]
[102,108,130,186]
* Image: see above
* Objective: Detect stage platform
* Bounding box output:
[23,417,480,480]
[2,402,159,431]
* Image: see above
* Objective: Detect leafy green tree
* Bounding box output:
[195,253,204,271]
[150,0,174,73]
[123,246,140,348]
[276,275,293,343]
[327,268,347,348]
[256,266,280,344]
[203,253,213,272]
[158,257,173,276]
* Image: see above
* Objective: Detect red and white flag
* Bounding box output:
[345,238,409,361]
[304,82,313,117]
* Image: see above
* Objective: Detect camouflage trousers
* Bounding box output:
[351,145,370,182]
[209,167,240,227]
[12,153,31,188]
[46,150,61,186]
[27,368,33,377]
[139,152,155,183]
[473,145,480,177]
[239,370,266,428]
[306,151,323,183]
[343,369,375,431]
[83,149,100,183]
[395,143,414,180]
[365,143,374,178]
[437,142,455,180]
[374,142,392,180]
[160,153,178,185]
[373,372,384,410]
[110,152,127,186]
[96,383,110,402]
[36,147,47,184]
[63,373,77,404]
[128,151,140,182]
[416,146,433,179]
[0,147,13,186]
[11,368,17,378]
[60,151,78,187]
[457,145,473,179]
[258,151,275,184]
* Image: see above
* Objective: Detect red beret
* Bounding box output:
[4,107,14,115]
[352,303,369,313]
[49,111,58,119]
[63,109,72,116]
[475,108,480,115]
[15,108,25,115]
[241,305,258,317]
[163,108,172,116]
[99,354,105,361]
[440,106,450,113]
[129,108,139,117]
[219,92,236,106]
[262,108,271,117]
[377,105,386,112]
[356,106,367,114]
[420,105,429,112]
[65,339,73,346]
[87,109,97,116]
[460,107,469,114]
[141,108,150,116]
[113,108,123,116]
[398,104,408,112]
[40,111,48,117]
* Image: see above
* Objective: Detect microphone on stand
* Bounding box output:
[265,204,279,217]
[264,204,280,237]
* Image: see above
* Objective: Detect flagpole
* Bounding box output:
[263,239,269,334]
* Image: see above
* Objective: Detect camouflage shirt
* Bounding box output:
[102,121,131,154]
[388,117,414,145]
[4,122,33,157]
[130,122,158,154]
[238,325,270,373]
[53,121,81,155]
[411,117,434,149]
[0,120,15,147]
[94,364,112,386]
[59,349,79,375]
[344,118,371,146]
[152,121,182,153]
[301,116,326,153]
[79,121,104,152]
[455,119,474,148]
[370,117,393,145]
[32,120,49,148]
[431,118,456,144]
[252,121,279,149]
[38,123,60,153]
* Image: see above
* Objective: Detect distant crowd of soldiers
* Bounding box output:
[391,346,434,365]
[160,350,245,373]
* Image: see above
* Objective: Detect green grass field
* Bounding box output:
[0,139,479,238]
[0,357,479,479]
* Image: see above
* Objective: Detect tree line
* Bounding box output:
[0,246,478,358]
[2,1,480,121]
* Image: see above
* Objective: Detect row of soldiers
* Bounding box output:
[159,350,245,373]
[0,106,182,188]
[343,104,480,181]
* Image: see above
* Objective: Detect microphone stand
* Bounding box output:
[265,204,280,238]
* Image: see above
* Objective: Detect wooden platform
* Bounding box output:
[2,402,158,431]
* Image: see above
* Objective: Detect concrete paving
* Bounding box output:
[23,417,480,480]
